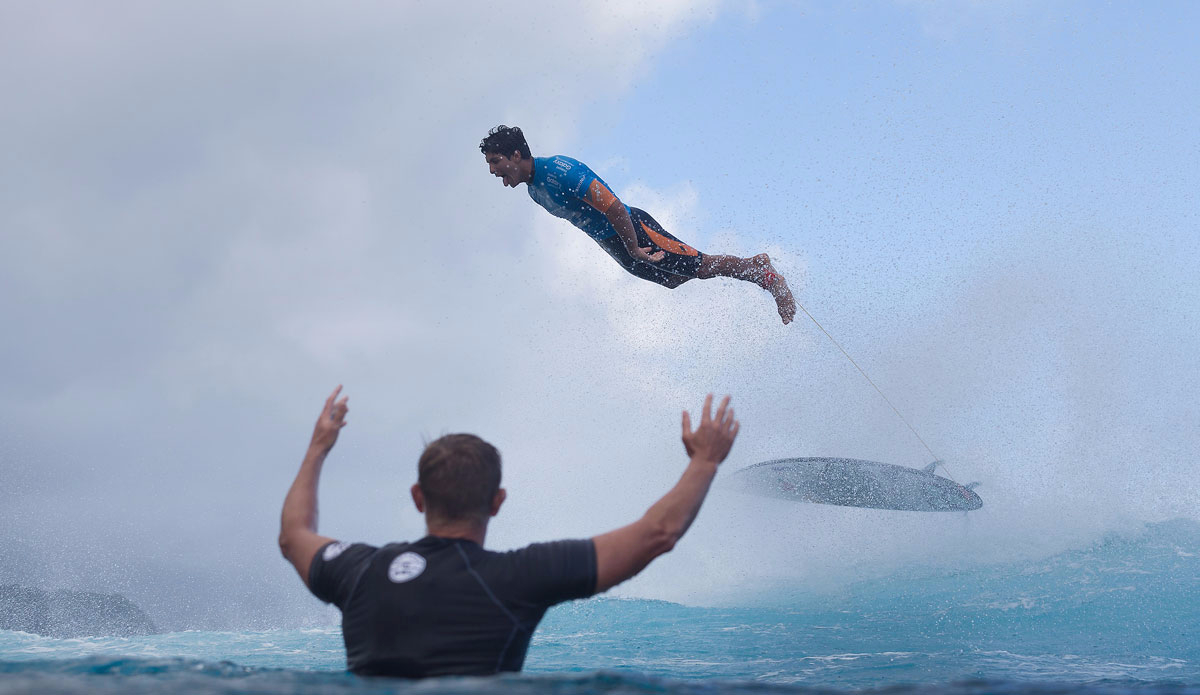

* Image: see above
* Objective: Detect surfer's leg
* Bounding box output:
[625,208,795,323]
[697,254,796,325]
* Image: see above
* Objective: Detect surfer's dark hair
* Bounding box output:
[479,125,531,159]
[418,434,502,522]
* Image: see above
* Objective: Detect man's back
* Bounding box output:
[280,388,739,678]
[526,155,624,241]
[308,536,596,678]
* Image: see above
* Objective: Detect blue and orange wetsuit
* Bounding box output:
[527,155,703,289]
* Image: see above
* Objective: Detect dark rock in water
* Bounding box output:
[0,584,158,637]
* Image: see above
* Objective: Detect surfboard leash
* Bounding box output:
[794,300,958,483]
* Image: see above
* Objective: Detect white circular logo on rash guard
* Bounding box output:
[322,541,350,562]
[388,552,427,583]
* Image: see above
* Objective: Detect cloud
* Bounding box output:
[0,0,730,434]
[0,0,740,627]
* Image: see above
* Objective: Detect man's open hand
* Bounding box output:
[681,394,738,465]
[310,385,349,453]
[631,246,667,263]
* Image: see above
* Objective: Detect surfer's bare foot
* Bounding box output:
[752,254,796,325]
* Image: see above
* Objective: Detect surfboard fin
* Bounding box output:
[923,460,943,474]
[965,482,981,491]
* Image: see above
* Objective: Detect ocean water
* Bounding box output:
[1,519,1196,695]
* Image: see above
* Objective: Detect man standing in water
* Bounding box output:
[480,125,797,324]
[279,386,740,678]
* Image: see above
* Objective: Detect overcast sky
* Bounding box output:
[2,1,1197,629]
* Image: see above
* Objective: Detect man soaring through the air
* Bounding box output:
[480,125,797,324]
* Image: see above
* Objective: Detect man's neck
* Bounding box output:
[425,518,488,546]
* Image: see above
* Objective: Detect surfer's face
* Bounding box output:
[485,152,524,189]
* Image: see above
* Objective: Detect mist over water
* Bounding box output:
[2,206,1193,629]
[1,5,1197,692]
[2,518,1197,693]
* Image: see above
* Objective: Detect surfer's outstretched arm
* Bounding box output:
[279,385,346,587]
[605,199,665,264]
[592,394,739,593]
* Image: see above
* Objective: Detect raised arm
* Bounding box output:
[278,385,348,587]
[592,394,739,593]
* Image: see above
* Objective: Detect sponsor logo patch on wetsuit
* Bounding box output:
[387,552,426,583]
[323,541,351,561]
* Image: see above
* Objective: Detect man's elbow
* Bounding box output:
[278,529,295,559]
[647,522,681,559]
[278,510,310,557]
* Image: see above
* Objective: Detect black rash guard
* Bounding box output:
[308,536,597,678]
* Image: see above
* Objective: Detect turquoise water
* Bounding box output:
[1,520,1197,694]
